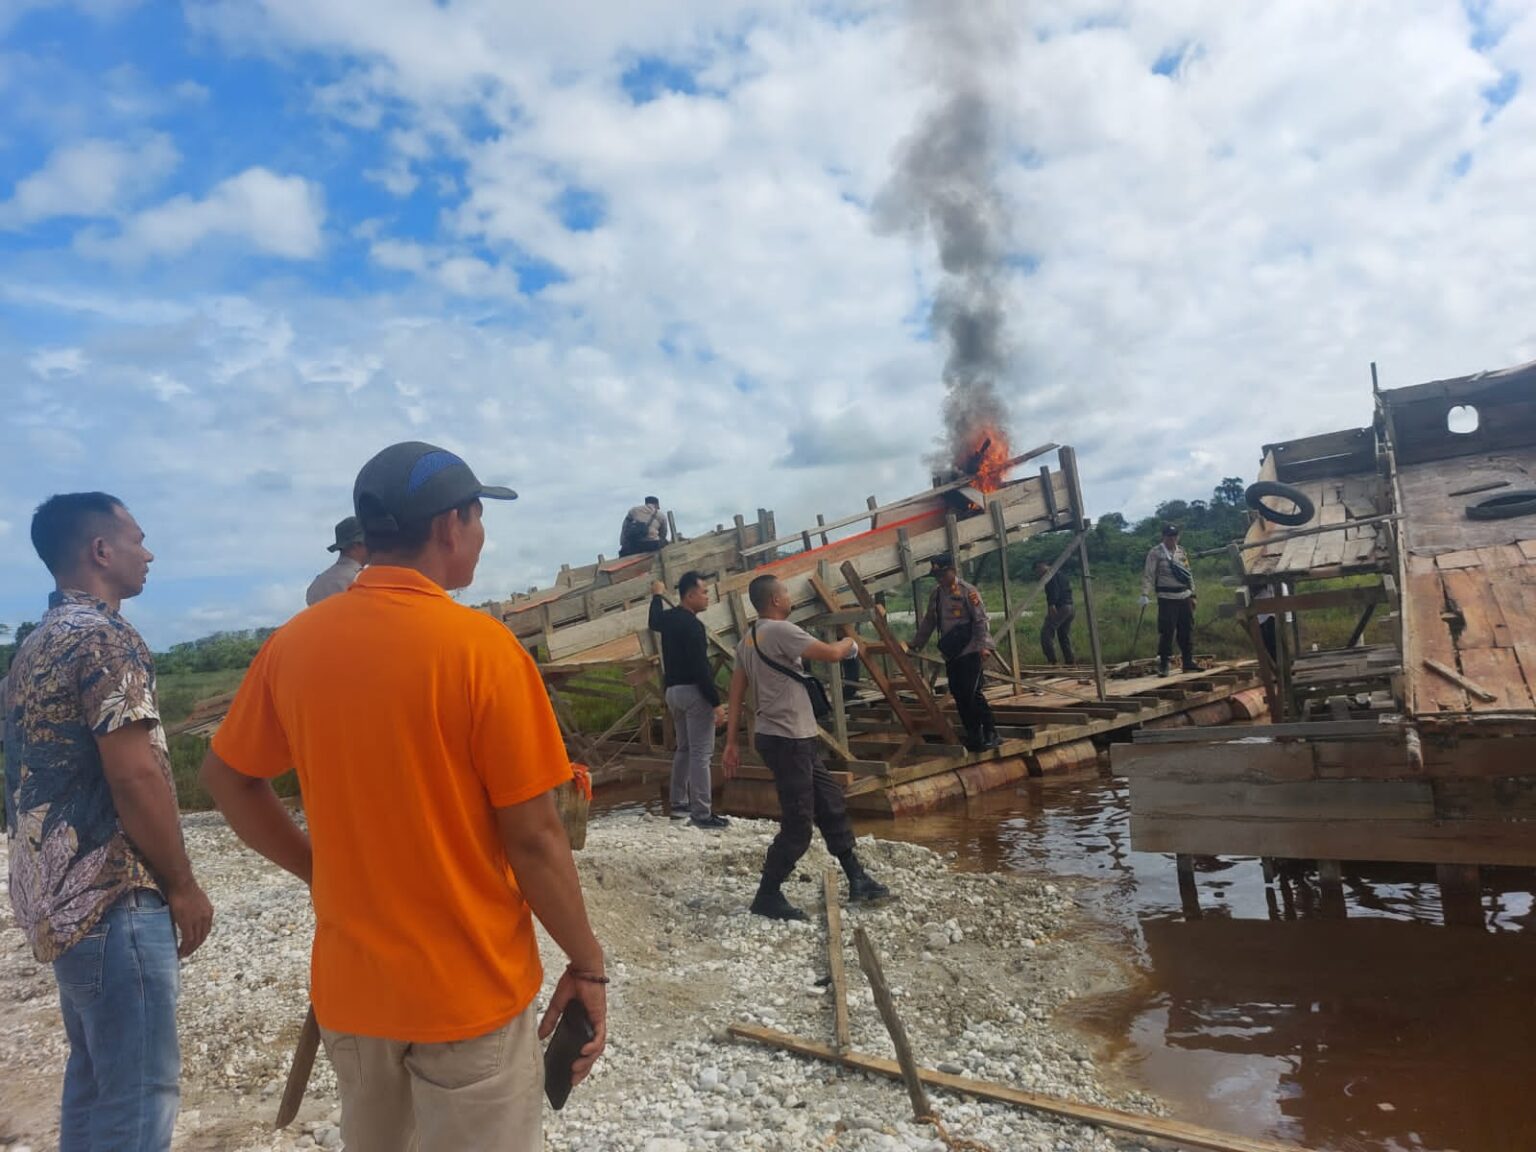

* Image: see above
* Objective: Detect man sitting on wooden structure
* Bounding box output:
[912,554,1001,752]
[722,574,889,921]
[618,496,668,557]
[649,574,728,829]
[1034,558,1076,665]
[1141,524,1203,677]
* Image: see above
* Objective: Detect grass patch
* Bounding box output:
[157,667,249,726]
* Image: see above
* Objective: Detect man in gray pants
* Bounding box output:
[650,574,728,829]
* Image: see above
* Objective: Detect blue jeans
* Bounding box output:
[52,888,181,1151]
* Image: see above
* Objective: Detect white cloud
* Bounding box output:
[27,346,87,377]
[7,0,1536,648]
[78,167,326,261]
[364,160,418,197]
[0,134,178,226]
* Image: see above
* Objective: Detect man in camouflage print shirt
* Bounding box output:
[3,492,213,1150]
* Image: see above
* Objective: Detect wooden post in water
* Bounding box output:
[1176,854,1202,920]
[1318,860,1347,919]
[1437,863,1483,928]
[1059,447,1107,700]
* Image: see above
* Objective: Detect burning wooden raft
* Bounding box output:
[513,443,1264,814]
[1114,358,1536,920]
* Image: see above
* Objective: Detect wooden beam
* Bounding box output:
[840,561,957,742]
[989,500,1020,680]
[725,1026,1307,1152]
[1242,584,1386,618]
[1422,658,1498,702]
[1200,512,1402,558]
[852,927,932,1121]
[823,870,851,1056]
[1058,446,1106,701]
[1132,718,1396,744]
[739,443,1058,558]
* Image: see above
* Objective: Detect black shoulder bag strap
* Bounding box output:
[750,622,833,720]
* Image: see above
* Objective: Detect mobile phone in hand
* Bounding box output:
[543,998,596,1111]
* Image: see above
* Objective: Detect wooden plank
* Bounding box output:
[1442,567,1513,650]
[1113,740,1317,783]
[1131,718,1394,744]
[739,444,1058,557]
[1423,657,1498,702]
[1519,539,1536,563]
[1435,548,1484,570]
[823,870,851,1056]
[725,1025,1308,1152]
[1241,584,1386,618]
[1131,778,1435,823]
[1434,776,1536,821]
[839,561,956,742]
[1311,501,1349,568]
[1458,647,1535,711]
[988,499,1020,680]
[1130,813,1536,867]
[1405,566,1468,714]
[852,927,931,1121]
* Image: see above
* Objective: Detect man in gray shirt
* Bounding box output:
[618,497,668,557]
[1140,523,1202,676]
[722,574,889,921]
[306,516,367,606]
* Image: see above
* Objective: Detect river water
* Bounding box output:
[864,775,1536,1152]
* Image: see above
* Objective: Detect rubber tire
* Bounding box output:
[1466,490,1536,521]
[1245,481,1316,527]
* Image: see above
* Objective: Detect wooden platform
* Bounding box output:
[1118,360,1536,876]
[1398,446,1536,716]
[720,663,1265,818]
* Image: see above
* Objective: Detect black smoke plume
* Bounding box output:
[875,0,1018,472]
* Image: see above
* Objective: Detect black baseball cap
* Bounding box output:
[1162,523,1180,537]
[930,552,956,570]
[353,441,517,534]
[326,516,364,552]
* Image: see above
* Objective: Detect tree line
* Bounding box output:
[0,626,274,678]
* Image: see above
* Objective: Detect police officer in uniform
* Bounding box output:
[912,554,1000,751]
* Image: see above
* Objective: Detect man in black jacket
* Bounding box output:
[649,574,728,829]
[1033,560,1076,665]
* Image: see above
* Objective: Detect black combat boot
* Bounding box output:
[750,879,807,921]
[839,852,891,904]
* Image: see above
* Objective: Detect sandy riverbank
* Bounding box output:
[1,810,1163,1151]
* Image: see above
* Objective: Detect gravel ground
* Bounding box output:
[1,810,1163,1151]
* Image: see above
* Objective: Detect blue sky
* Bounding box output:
[2,0,1533,647]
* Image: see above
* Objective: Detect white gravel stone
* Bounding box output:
[0,811,1163,1151]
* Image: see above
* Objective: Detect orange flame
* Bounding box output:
[965,427,1012,494]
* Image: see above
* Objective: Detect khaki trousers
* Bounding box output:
[319,1006,543,1152]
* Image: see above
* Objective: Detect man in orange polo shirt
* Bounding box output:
[199,442,606,1151]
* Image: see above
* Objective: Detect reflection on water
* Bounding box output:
[856,777,1536,1152]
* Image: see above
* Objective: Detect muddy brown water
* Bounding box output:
[602,775,1536,1152]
